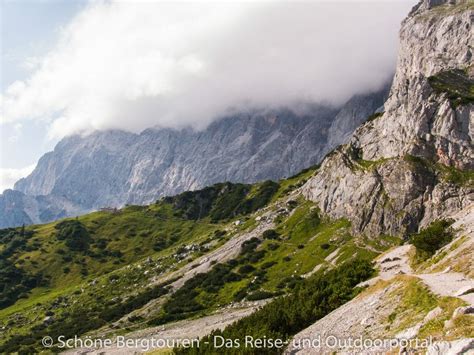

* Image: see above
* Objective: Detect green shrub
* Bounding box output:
[267,243,279,251]
[366,112,384,122]
[238,264,256,274]
[261,261,277,269]
[246,250,266,263]
[287,200,298,210]
[262,229,280,240]
[246,290,275,301]
[55,220,91,252]
[233,287,248,302]
[240,237,261,255]
[428,69,474,107]
[410,219,454,260]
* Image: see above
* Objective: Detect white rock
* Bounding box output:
[426,338,474,355]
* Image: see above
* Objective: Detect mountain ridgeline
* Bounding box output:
[0,90,388,228]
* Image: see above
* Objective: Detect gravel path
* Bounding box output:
[360,204,474,306]
[63,301,268,354]
[418,272,474,305]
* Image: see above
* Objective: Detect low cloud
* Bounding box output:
[1,0,414,138]
[0,164,36,192]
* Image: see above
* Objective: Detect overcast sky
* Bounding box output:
[0,0,414,192]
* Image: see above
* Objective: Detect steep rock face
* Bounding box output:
[15,131,138,208]
[356,1,473,168]
[302,0,473,237]
[14,107,340,209]
[1,90,387,228]
[0,190,33,227]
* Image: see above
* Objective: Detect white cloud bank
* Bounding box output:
[1,0,414,138]
[0,164,36,192]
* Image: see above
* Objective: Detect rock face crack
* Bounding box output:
[359,171,384,232]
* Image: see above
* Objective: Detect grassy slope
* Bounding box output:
[0,166,404,353]
[0,205,225,349]
[0,171,308,348]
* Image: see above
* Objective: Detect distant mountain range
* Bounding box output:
[0,88,388,228]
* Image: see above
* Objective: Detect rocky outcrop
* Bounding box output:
[356,0,473,169]
[302,0,473,237]
[1,89,388,228]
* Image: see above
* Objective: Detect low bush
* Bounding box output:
[55,220,91,252]
[410,219,454,260]
[238,264,256,274]
[262,229,280,240]
[246,290,275,301]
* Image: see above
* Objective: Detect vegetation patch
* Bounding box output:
[55,220,91,252]
[366,111,384,122]
[410,219,454,263]
[428,69,474,107]
[404,155,473,187]
[0,227,45,309]
[435,164,474,186]
[384,277,438,335]
[148,262,242,325]
[0,282,170,353]
[418,296,467,339]
[348,145,387,171]
[162,181,279,222]
[275,165,318,198]
[175,258,374,354]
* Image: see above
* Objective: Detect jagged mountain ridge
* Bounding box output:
[0,88,388,228]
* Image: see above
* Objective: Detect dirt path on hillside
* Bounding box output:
[287,204,474,354]
[359,204,474,306]
[363,245,474,306]
[418,272,474,305]
[63,300,268,354]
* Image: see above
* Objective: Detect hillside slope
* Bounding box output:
[0,169,394,353]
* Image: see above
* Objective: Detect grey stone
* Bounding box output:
[302,2,473,236]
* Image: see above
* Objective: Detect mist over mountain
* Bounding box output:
[1,1,410,139]
[0,86,389,228]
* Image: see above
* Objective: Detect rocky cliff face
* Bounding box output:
[1,89,388,228]
[302,0,473,237]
